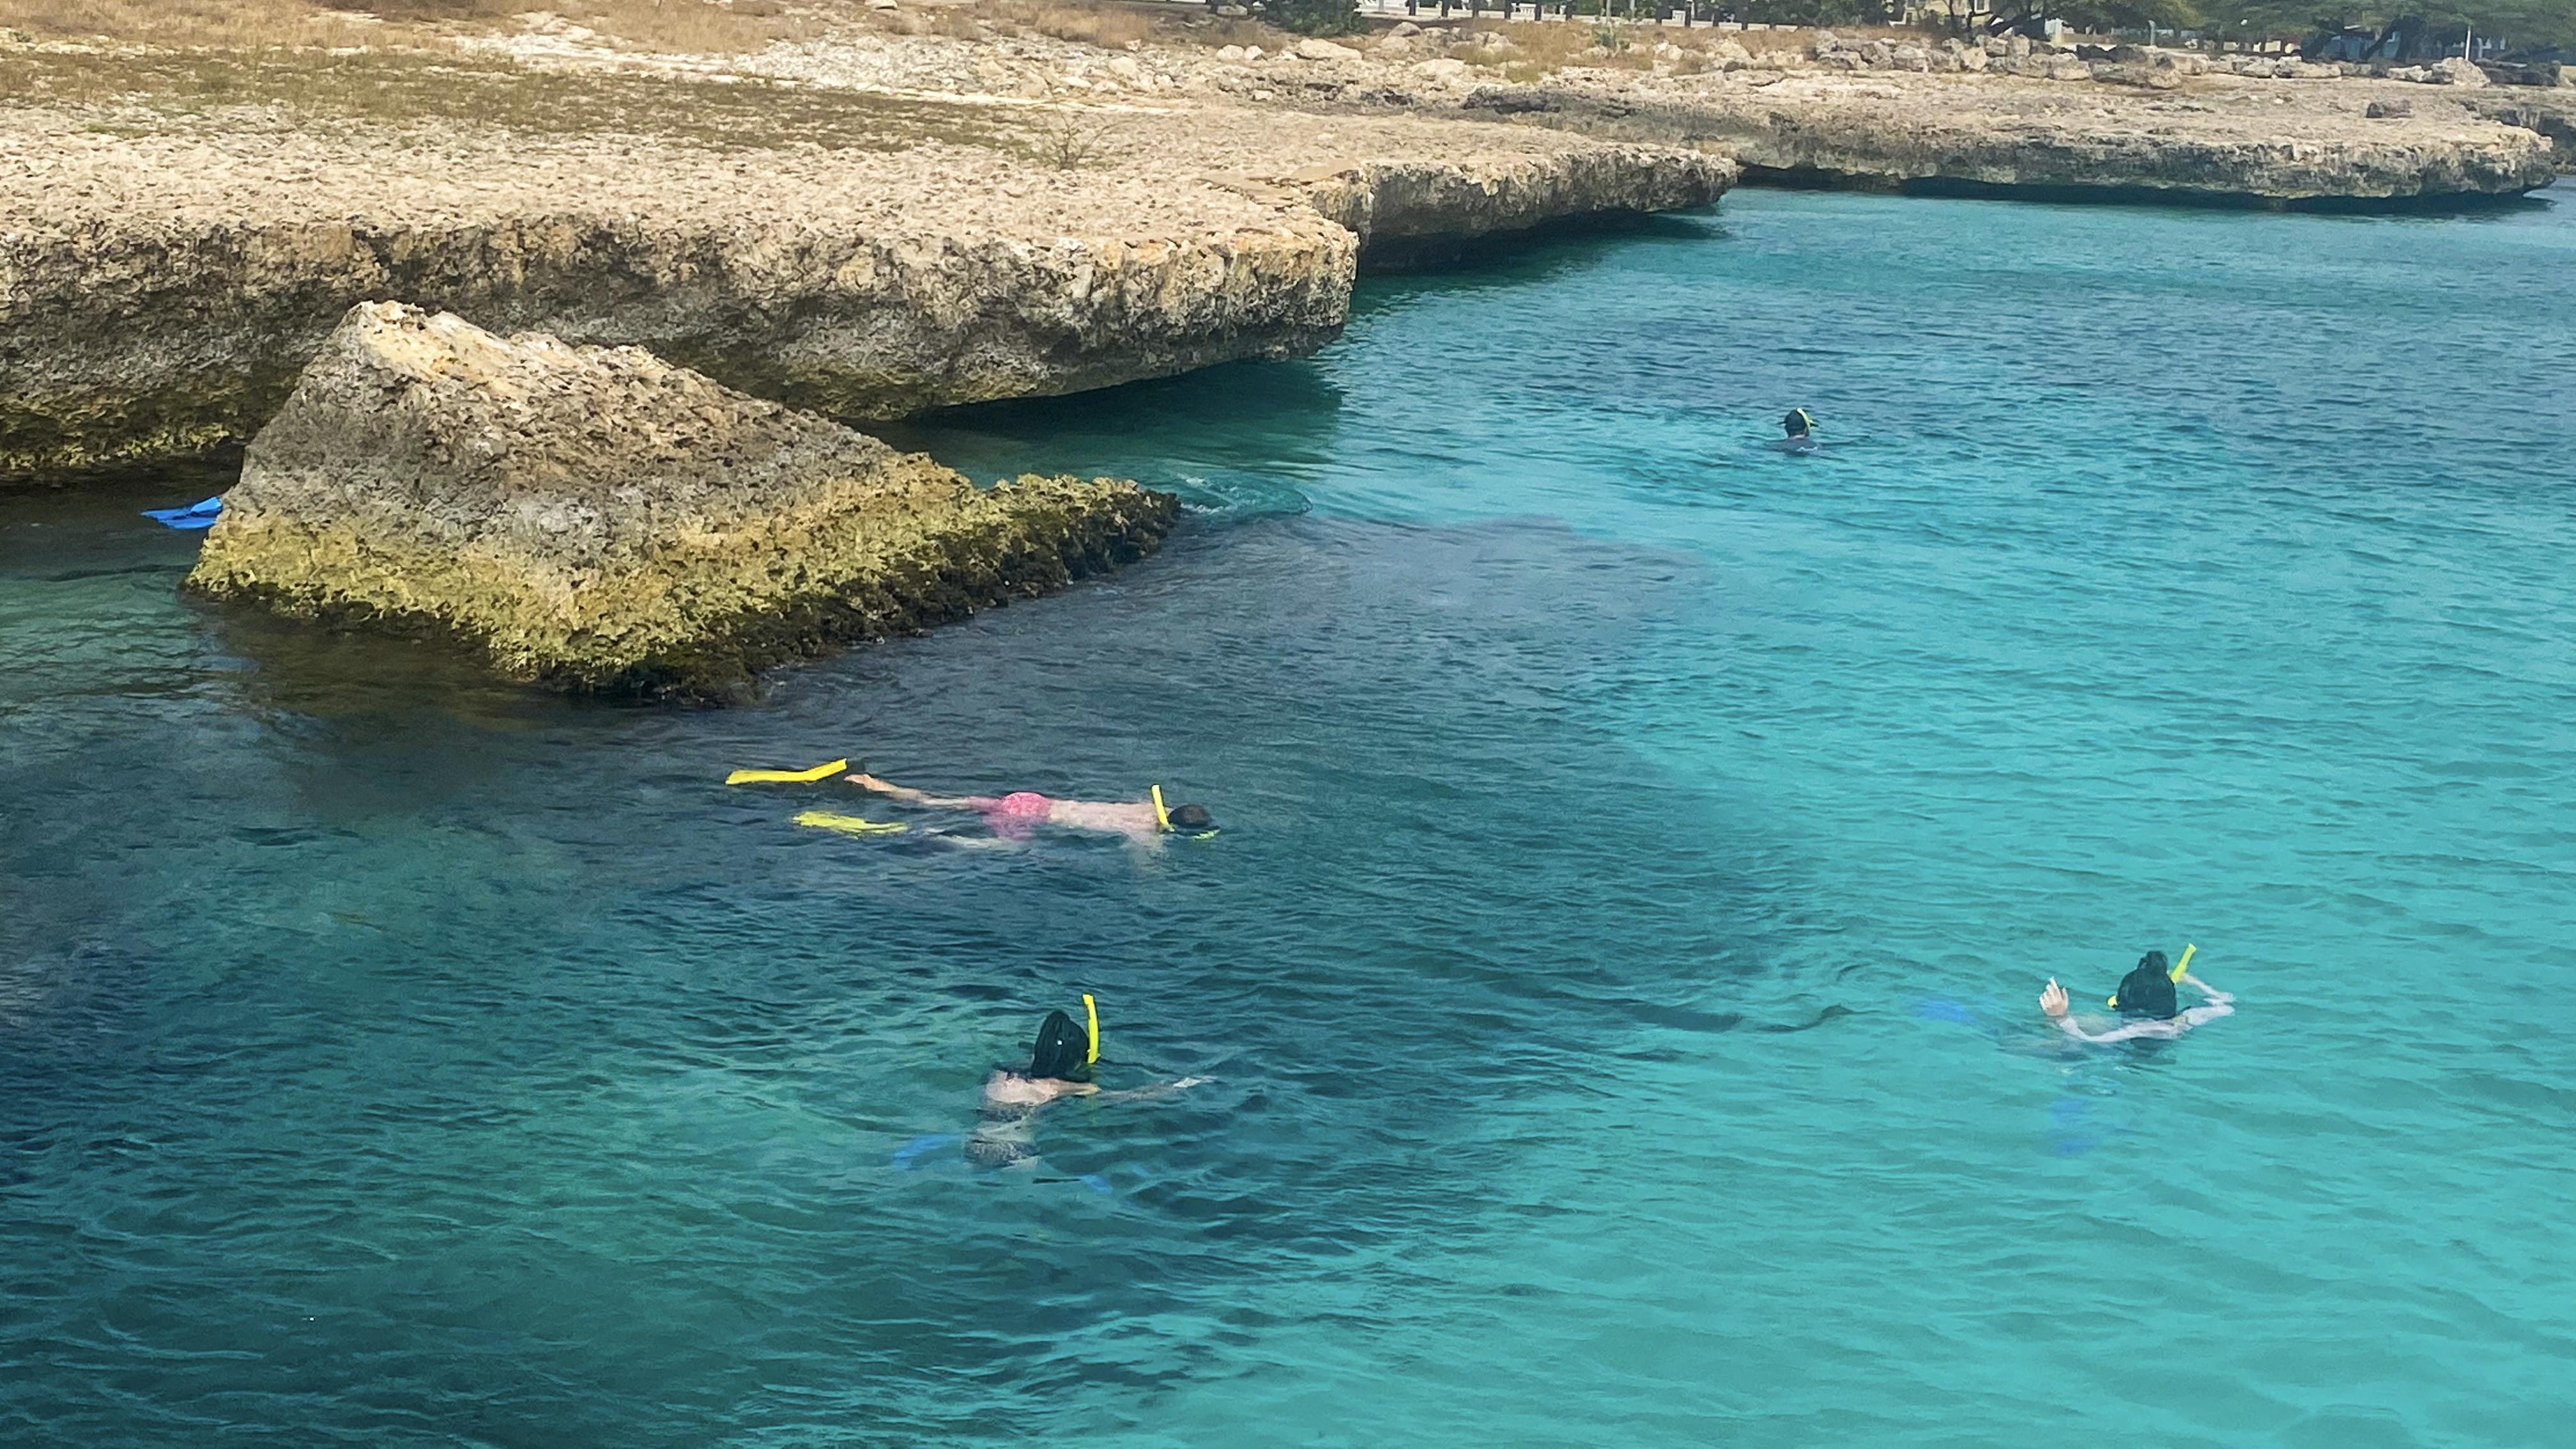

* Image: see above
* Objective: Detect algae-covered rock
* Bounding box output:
[190,303,1177,694]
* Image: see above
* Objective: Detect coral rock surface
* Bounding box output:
[190,302,1176,694]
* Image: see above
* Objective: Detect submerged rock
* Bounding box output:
[190,303,1176,695]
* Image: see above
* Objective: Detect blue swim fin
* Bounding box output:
[142,496,224,529]
[891,1133,960,1169]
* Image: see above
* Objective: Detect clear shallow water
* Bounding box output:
[6,185,2573,1447]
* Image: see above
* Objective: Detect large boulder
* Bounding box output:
[2430,56,2492,88]
[2093,52,2186,89]
[190,303,1177,695]
[1294,38,1361,63]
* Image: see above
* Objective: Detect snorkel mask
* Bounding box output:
[1150,785,1218,839]
[2108,944,2193,1017]
[1026,1002,1098,1083]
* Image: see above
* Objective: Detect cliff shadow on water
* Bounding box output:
[1354,208,1719,273]
[1744,164,2562,215]
[880,210,1730,503]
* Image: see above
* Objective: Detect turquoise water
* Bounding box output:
[6,183,2573,1447]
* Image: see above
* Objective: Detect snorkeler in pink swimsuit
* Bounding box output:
[846,772,1213,847]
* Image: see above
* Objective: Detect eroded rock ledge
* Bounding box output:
[190,303,1176,695]
[1461,79,2556,205]
[1297,148,1730,265]
[0,96,1727,480]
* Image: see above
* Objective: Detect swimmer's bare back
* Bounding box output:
[983,1071,1098,1109]
[982,1070,1207,1112]
[850,772,1163,847]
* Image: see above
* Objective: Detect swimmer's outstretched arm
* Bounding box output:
[2174,972,2235,1028]
[1091,1077,1207,1105]
[2040,979,2163,1043]
[847,772,978,809]
[2039,979,2111,1041]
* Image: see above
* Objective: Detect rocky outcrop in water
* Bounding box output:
[0,95,1726,481]
[2462,90,2576,157]
[1295,146,1732,266]
[1462,77,2556,204]
[0,206,1353,480]
[188,303,1176,694]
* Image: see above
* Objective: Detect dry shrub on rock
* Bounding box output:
[0,0,388,47]
[1026,107,1121,168]
[975,0,1157,49]
[0,0,825,54]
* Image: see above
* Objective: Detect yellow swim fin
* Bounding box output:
[793,809,907,836]
[726,759,848,785]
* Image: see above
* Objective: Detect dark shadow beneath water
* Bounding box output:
[1358,208,1715,272]
[1742,164,2556,217]
[877,356,1346,456]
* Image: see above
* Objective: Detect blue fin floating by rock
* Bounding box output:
[891,1133,960,1169]
[142,496,224,530]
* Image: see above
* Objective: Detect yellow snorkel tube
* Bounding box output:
[1082,992,1100,1068]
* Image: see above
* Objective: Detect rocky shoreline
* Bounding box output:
[0,70,1724,479]
[654,17,2561,206]
[3,16,2565,482]
[1,6,2564,691]
[1463,74,2555,204]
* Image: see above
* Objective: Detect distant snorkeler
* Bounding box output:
[2039,948,2234,1045]
[1775,408,1821,454]
[847,769,1213,847]
[969,999,1204,1169]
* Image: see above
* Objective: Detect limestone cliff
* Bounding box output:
[188,303,1177,695]
[1461,80,2557,204]
[1,211,1354,479]
[2463,91,2576,159]
[0,95,1726,482]
[1294,146,1734,265]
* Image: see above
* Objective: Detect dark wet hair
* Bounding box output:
[1026,1008,1092,1082]
[1783,408,1813,436]
[1168,803,1213,831]
[2112,951,2178,1020]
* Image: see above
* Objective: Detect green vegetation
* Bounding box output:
[1735,0,1894,22]
[1264,0,1363,36]
[2187,0,2574,45]
[1974,0,2575,46]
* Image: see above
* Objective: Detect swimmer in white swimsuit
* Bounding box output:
[2041,949,2234,1044]
[969,1006,1204,1167]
